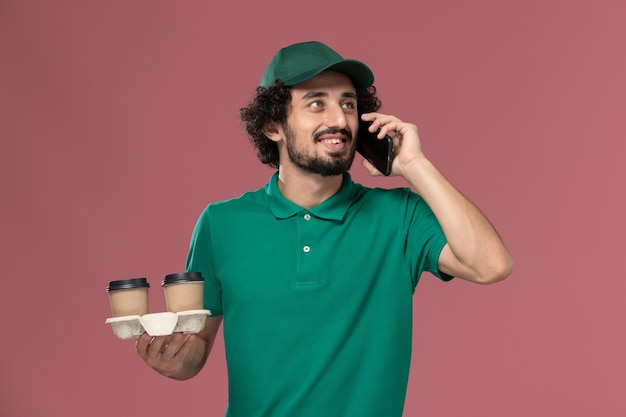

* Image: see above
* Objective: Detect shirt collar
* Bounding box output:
[266,171,355,221]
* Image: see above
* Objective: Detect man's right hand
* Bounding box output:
[136,316,222,380]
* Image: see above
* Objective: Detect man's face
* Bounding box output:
[280,71,359,176]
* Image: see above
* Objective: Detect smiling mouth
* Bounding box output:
[314,127,352,144]
[319,138,346,144]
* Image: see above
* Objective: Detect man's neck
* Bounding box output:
[276,165,344,209]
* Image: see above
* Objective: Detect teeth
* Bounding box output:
[323,138,343,144]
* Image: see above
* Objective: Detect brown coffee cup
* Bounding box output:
[161,272,204,313]
[106,278,150,317]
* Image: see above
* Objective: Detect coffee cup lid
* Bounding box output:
[106,278,150,292]
[161,272,204,286]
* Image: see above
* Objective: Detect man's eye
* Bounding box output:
[342,101,356,109]
[309,101,323,108]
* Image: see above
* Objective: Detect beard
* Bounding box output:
[283,124,356,177]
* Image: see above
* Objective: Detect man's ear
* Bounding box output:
[262,122,282,143]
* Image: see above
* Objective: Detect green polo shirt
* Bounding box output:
[186,172,451,417]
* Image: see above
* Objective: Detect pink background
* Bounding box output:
[1,1,624,415]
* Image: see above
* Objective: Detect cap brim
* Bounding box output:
[283,59,374,88]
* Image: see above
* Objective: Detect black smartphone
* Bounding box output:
[356,120,393,176]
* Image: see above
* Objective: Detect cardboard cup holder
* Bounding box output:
[105,309,211,339]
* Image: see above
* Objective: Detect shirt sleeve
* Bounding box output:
[402,189,454,288]
[185,205,224,316]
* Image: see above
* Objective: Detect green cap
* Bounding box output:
[260,41,374,88]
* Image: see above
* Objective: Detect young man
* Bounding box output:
[136,41,513,416]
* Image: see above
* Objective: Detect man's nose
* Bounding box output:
[325,103,347,128]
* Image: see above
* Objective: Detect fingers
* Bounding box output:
[158,333,191,358]
[360,112,424,178]
[135,332,154,358]
[135,332,189,365]
[361,112,417,139]
[361,113,399,139]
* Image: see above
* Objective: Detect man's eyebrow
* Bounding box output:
[301,91,357,100]
[302,91,328,100]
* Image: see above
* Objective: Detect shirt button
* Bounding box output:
[303,246,311,253]
[303,213,311,221]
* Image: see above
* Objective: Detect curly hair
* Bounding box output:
[239,79,382,169]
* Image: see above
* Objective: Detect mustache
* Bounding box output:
[313,127,352,142]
